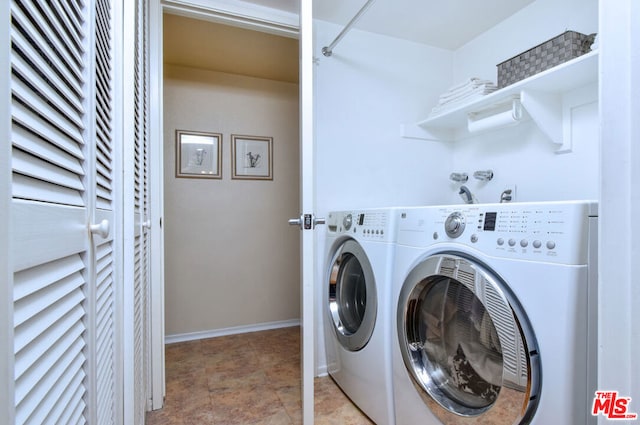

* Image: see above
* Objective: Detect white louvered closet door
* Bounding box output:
[10,0,119,424]
[132,0,151,421]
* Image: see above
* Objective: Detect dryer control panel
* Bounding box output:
[397,201,597,265]
[326,208,397,242]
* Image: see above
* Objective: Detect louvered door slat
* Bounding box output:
[12,100,85,160]
[14,270,84,328]
[12,174,84,206]
[13,126,84,176]
[13,285,85,355]
[95,240,114,425]
[68,0,84,21]
[12,76,85,145]
[10,4,84,102]
[17,351,86,425]
[14,315,84,384]
[96,148,112,178]
[49,0,85,42]
[96,96,111,133]
[45,375,85,425]
[15,319,84,395]
[96,182,111,199]
[96,124,113,158]
[13,252,84,302]
[13,148,85,192]
[11,0,84,87]
[11,51,84,130]
[19,0,85,68]
[15,306,85,411]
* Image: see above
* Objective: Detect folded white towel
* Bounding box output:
[429,90,493,117]
[439,83,497,104]
[427,77,498,119]
[439,78,495,100]
[443,77,488,93]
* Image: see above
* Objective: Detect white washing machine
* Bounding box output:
[324,208,397,425]
[391,201,598,425]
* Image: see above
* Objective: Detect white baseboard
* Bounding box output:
[315,366,328,377]
[165,319,301,344]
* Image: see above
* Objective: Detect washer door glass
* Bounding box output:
[328,240,377,351]
[398,254,540,424]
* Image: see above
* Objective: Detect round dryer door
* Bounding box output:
[327,239,377,351]
[397,253,541,424]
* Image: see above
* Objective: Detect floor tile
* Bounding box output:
[146,326,373,425]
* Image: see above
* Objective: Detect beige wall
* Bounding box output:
[163,65,300,336]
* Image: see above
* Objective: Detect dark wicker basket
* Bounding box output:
[497,31,596,88]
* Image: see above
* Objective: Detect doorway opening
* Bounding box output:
[161,11,301,343]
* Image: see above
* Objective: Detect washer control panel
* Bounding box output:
[397,201,596,265]
[327,208,397,242]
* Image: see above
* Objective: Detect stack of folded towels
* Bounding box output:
[428,78,498,117]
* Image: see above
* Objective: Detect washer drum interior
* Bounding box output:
[398,253,541,424]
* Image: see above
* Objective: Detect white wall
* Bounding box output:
[453,0,598,83]
[314,21,455,213]
[313,21,455,372]
[449,0,600,205]
[163,65,300,337]
[313,0,601,373]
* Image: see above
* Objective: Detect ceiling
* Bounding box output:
[163,0,536,82]
[243,0,535,49]
[163,13,299,83]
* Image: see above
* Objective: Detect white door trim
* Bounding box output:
[299,1,314,423]
[598,0,640,419]
[148,0,166,410]
[161,0,299,38]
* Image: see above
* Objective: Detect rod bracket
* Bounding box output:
[321,0,375,57]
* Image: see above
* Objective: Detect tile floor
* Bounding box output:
[145,326,374,424]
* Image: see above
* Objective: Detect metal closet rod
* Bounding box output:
[322,0,376,57]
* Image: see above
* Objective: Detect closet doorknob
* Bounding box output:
[90,219,110,239]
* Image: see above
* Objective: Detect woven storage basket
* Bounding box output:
[497,31,596,88]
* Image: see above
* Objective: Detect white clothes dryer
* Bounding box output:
[391,201,598,425]
[324,208,397,425]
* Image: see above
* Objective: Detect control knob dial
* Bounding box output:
[444,212,466,238]
[343,213,353,231]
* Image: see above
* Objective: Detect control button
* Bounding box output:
[470,234,478,243]
[497,238,504,246]
[433,232,439,240]
[533,240,542,249]
[520,239,528,248]
[546,241,556,250]
[508,239,516,247]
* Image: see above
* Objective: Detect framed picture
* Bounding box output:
[231,135,273,180]
[176,130,222,179]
